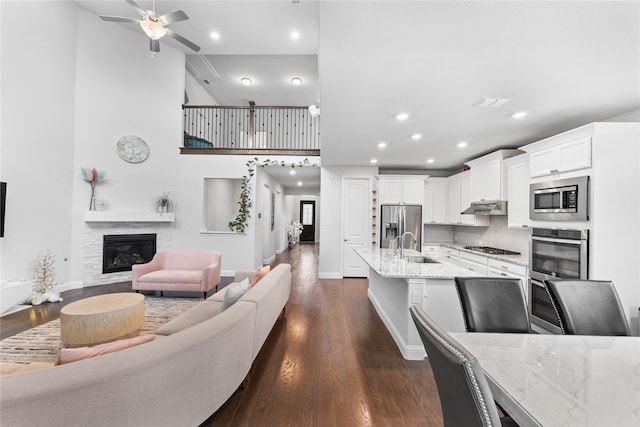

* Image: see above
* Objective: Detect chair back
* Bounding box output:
[454,277,531,333]
[409,305,502,427]
[544,280,630,336]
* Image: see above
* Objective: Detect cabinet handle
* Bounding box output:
[501,265,509,270]
[500,272,507,276]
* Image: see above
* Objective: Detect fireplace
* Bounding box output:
[103,234,156,274]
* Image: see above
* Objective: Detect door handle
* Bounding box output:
[344,239,348,242]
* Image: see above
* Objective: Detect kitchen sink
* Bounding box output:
[406,255,440,264]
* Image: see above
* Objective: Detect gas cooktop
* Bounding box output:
[463,246,521,256]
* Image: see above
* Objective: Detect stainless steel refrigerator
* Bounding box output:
[380,204,422,252]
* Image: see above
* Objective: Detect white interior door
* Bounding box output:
[342,177,370,277]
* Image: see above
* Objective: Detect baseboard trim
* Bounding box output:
[368,289,425,361]
[318,272,342,279]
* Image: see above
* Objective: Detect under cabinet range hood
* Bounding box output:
[461,200,508,215]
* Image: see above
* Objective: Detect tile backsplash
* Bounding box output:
[454,216,530,254]
[424,216,530,255]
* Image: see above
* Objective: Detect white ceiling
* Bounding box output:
[75,0,640,174]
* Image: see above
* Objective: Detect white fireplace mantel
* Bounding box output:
[84,211,175,223]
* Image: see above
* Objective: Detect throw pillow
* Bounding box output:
[252,265,271,286]
[55,334,156,366]
[222,278,251,310]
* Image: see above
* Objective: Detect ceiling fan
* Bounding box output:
[99,0,200,53]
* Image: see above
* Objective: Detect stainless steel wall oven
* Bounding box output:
[529,228,589,334]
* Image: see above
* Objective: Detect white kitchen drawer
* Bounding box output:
[440,253,459,265]
[422,245,440,253]
[459,251,488,265]
[488,258,527,277]
[441,247,459,256]
[459,258,488,275]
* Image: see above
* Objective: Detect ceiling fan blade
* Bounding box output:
[150,39,161,53]
[160,10,189,25]
[99,15,140,24]
[165,29,201,52]
[125,0,147,17]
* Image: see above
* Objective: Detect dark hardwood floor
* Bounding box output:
[204,243,443,426]
[0,243,444,426]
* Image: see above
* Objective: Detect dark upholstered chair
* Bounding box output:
[544,280,631,336]
[454,277,531,333]
[410,305,518,427]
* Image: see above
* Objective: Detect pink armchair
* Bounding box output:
[132,251,222,299]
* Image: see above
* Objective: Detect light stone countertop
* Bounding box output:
[451,332,640,427]
[355,247,479,279]
[424,241,529,267]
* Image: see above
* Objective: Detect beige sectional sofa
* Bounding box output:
[0,263,292,427]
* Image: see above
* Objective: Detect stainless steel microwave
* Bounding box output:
[530,176,589,221]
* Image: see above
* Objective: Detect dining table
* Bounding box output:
[450,332,640,427]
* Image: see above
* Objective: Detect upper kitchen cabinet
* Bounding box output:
[466,149,522,202]
[527,136,591,178]
[504,154,530,229]
[447,172,489,226]
[423,178,448,224]
[378,176,425,205]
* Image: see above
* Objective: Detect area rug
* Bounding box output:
[0,296,200,364]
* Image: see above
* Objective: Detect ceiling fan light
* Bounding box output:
[140,18,168,40]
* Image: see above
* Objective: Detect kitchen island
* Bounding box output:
[355,247,477,360]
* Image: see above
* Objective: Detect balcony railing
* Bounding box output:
[182,103,320,154]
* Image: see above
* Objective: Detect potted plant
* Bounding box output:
[153,192,177,213]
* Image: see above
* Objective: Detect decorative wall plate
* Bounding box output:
[116,135,149,163]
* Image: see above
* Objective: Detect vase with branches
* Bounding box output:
[81,167,106,211]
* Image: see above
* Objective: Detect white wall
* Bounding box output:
[605,108,640,122]
[69,8,185,283]
[175,155,314,272]
[318,166,378,278]
[0,1,78,283]
[185,72,218,105]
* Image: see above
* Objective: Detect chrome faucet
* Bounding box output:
[398,232,417,259]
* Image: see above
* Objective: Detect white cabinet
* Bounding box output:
[504,154,530,229]
[470,158,502,202]
[487,258,528,302]
[459,251,488,275]
[447,172,489,226]
[529,136,591,178]
[440,247,459,265]
[423,178,448,224]
[422,245,440,260]
[467,149,522,202]
[378,176,424,205]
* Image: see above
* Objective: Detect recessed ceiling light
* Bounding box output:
[291,77,302,86]
[370,158,378,164]
[511,111,528,119]
[291,31,300,40]
[395,113,409,121]
[411,133,423,140]
[427,158,435,164]
[210,32,220,40]
[290,170,296,175]
[241,77,252,86]
[377,142,387,148]
[457,141,468,148]
[297,181,302,186]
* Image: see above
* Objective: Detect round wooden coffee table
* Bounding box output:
[60,293,145,347]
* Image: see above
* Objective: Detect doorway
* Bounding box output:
[299,200,315,242]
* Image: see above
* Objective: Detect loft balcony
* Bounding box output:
[181,103,320,156]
